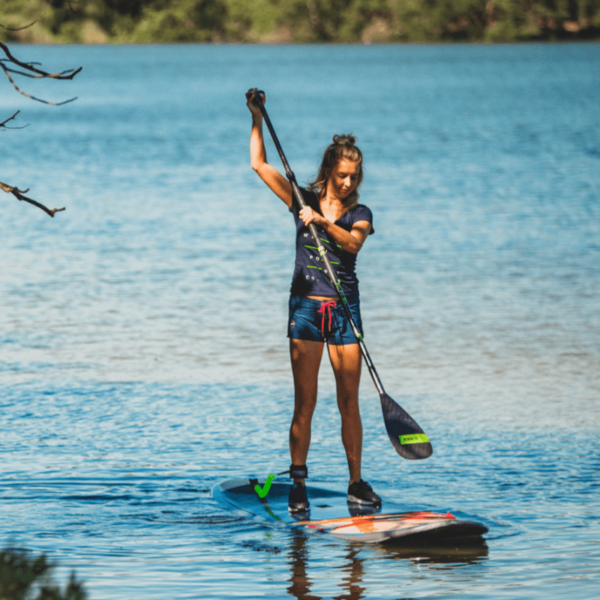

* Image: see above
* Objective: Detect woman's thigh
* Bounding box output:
[290,339,325,410]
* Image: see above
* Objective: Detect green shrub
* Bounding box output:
[0,548,86,600]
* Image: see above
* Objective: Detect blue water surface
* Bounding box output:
[1,43,599,599]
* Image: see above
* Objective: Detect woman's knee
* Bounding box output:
[337,394,360,419]
[293,397,317,428]
[293,400,317,422]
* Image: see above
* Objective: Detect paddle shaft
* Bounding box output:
[253,91,385,397]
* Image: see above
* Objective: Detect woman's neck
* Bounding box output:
[320,191,346,222]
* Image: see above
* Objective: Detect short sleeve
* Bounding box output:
[352,204,375,235]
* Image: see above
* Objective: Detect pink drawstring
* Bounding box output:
[317,301,337,337]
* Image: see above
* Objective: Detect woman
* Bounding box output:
[246,89,381,513]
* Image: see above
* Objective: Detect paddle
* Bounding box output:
[251,91,433,460]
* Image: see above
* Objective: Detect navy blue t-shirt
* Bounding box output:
[290,188,374,299]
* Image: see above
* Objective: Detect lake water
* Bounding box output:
[1,43,599,599]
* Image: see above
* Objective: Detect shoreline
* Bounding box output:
[4,39,600,46]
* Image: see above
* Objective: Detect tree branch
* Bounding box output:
[0,19,40,31]
[0,0,49,32]
[0,42,81,105]
[1,181,65,217]
[0,64,78,105]
[0,110,28,130]
[0,42,81,80]
[1,39,81,217]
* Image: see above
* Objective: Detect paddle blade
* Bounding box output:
[380,393,433,460]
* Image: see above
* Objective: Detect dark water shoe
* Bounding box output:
[288,482,310,513]
[347,479,382,507]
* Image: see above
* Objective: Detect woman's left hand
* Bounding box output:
[299,206,325,227]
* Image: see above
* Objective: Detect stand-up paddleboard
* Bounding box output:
[213,479,488,544]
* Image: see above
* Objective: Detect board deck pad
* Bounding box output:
[213,479,488,544]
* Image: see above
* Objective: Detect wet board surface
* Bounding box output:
[213,479,488,544]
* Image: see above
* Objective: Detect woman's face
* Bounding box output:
[327,158,361,200]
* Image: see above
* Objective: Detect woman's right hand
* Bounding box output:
[246,88,265,117]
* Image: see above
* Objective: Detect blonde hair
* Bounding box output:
[308,134,363,210]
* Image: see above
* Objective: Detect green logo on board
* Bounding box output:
[399,433,430,445]
[254,474,276,498]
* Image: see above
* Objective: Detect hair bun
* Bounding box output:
[333,134,356,146]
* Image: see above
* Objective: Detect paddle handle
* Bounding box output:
[253,91,386,397]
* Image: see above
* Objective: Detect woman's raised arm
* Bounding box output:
[246,89,293,208]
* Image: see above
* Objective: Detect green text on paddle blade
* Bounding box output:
[399,433,430,445]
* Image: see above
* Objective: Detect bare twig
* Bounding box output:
[0,41,81,105]
[0,110,29,130]
[1,40,80,217]
[0,110,19,127]
[1,181,65,217]
[0,42,81,79]
[0,66,78,105]
[0,2,49,32]
[1,64,66,79]
[0,19,39,31]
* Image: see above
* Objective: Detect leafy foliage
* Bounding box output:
[0,0,598,42]
[0,548,86,600]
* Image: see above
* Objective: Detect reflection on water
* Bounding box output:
[331,547,366,600]
[285,530,488,600]
[1,43,599,599]
[286,535,369,600]
[375,538,489,566]
[287,534,320,600]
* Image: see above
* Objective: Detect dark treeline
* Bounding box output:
[1,0,599,43]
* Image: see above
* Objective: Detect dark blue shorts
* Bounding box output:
[287,295,363,345]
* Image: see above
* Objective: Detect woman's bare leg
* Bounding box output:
[289,338,324,482]
[328,343,363,484]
